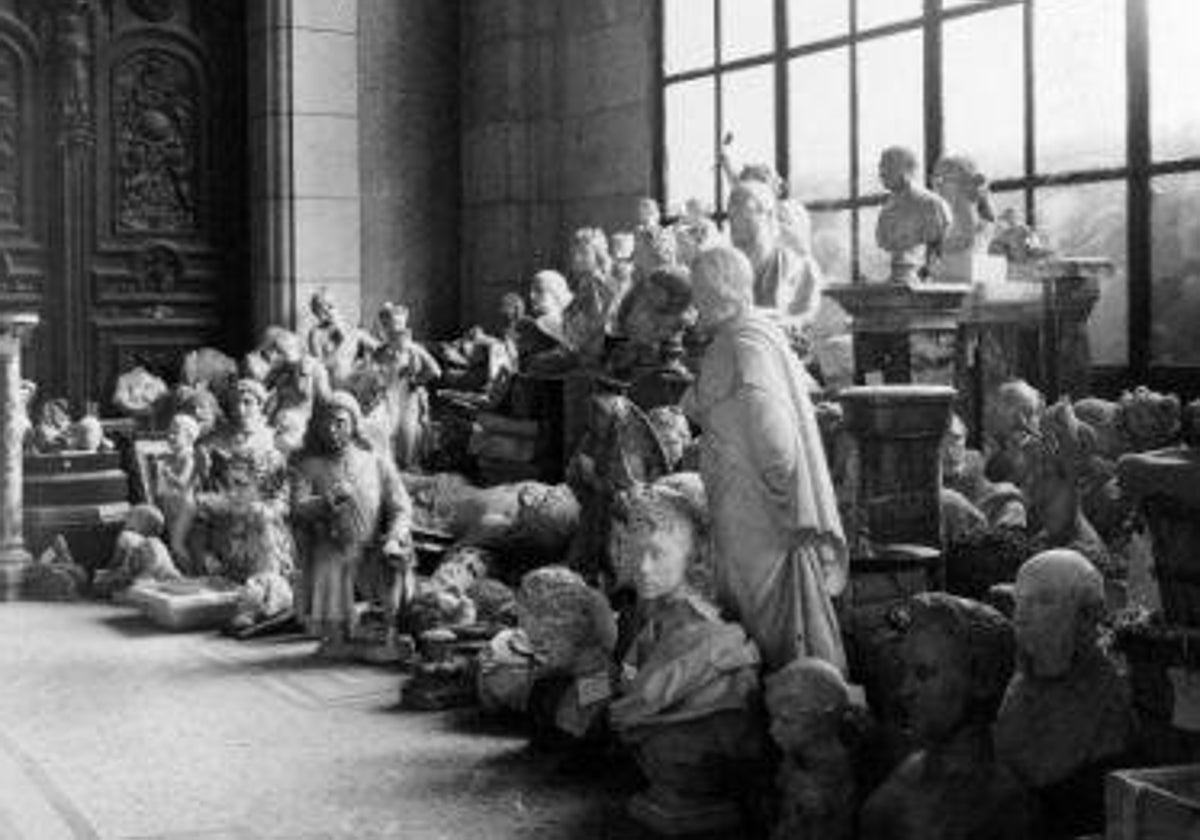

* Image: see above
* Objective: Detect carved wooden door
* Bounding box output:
[0,0,249,407]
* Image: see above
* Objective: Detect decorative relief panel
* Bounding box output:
[0,43,21,229]
[128,0,176,24]
[113,49,199,234]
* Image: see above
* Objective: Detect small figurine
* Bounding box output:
[261,328,332,454]
[31,397,73,453]
[609,480,764,836]
[631,197,678,278]
[290,392,415,659]
[860,593,1035,840]
[94,504,183,596]
[563,227,618,367]
[409,547,488,636]
[940,413,1026,543]
[875,146,953,283]
[371,302,442,470]
[16,379,35,452]
[612,264,696,381]
[516,269,574,373]
[673,199,721,268]
[989,208,1053,263]
[112,366,170,421]
[499,291,526,363]
[984,378,1044,487]
[155,413,202,572]
[766,657,864,840]
[306,289,378,389]
[995,549,1133,838]
[68,404,112,452]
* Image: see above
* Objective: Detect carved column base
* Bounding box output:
[0,554,29,601]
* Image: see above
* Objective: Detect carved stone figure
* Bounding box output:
[995,549,1133,838]
[94,504,182,596]
[941,413,1026,543]
[154,413,201,571]
[306,290,378,390]
[434,325,515,409]
[609,481,764,835]
[30,397,72,453]
[766,657,862,840]
[729,179,823,352]
[989,208,1053,264]
[612,264,696,380]
[517,565,617,740]
[984,378,1044,487]
[515,270,574,373]
[683,246,847,672]
[192,379,295,630]
[860,593,1034,840]
[565,388,670,584]
[113,366,169,420]
[563,228,617,367]
[673,199,721,268]
[290,392,415,659]
[932,155,995,257]
[259,328,331,454]
[875,146,953,283]
[369,302,442,470]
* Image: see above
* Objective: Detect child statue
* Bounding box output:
[766,657,865,840]
[994,549,1133,838]
[290,392,416,659]
[860,592,1035,840]
[609,480,765,836]
[94,504,183,596]
[155,413,203,572]
[372,302,442,470]
[875,146,952,283]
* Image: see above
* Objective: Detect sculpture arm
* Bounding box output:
[378,456,415,557]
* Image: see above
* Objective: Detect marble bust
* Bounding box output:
[994,549,1132,837]
[932,155,995,257]
[875,146,953,283]
[860,592,1034,840]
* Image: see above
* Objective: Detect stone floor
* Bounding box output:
[0,602,677,840]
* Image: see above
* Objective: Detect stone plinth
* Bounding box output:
[0,312,38,600]
[1035,257,1106,400]
[824,282,971,386]
[932,251,1007,286]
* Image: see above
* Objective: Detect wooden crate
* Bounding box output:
[1106,765,1200,840]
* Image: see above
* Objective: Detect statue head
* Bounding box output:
[568,227,612,277]
[270,329,305,365]
[691,246,754,332]
[941,413,970,480]
[309,289,337,325]
[1013,549,1104,679]
[610,231,636,262]
[167,412,200,454]
[635,197,662,230]
[124,503,166,538]
[378,302,411,344]
[610,480,705,602]
[233,378,268,427]
[528,270,572,319]
[177,385,222,436]
[728,179,779,256]
[499,292,526,327]
[737,162,785,197]
[900,592,1014,745]
[316,390,363,455]
[766,657,853,754]
[987,379,1044,447]
[933,155,988,206]
[70,414,105,452]
[517,565,616,675]
[878,146,920,194]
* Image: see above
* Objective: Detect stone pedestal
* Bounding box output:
[0,312,39,600]
[824,282,971,386]
[1035,257,1106,399]
[932,251,1007,285]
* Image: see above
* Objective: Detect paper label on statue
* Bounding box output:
[1168,667,1200,731]
[576,672,612,706]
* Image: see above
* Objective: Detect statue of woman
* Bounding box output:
[372,302,442,470]
[932,155,996,257]
[682,246,847,672]
[306,289,378,389]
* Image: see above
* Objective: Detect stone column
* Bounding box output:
[0,313,38,600]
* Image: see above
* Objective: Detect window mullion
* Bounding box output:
[1127,0,1151,378]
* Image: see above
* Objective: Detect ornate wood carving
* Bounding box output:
[52,0,93,139]
[113,49,199,234]
[130,240,183,292]
[0,43,20,229]
[128,0,176,24]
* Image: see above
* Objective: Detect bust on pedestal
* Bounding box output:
[0,312,39,600]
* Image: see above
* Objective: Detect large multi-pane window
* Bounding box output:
[659,0,1200,383]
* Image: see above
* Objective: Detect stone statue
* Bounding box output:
[875,146,952,283]
[306,289,378,389]
[995,549,1133,838]
[766,657,864,840]
[155,413,202,572]
[983,378,1044,487]
[612,264,697,381]
[932,155,995,257]
[989,208,1053,264]
[94,504,183,596]
[682,246,847,672]
[565,387,671,585]
[370,302,442,470]
[30,397,72,453]
[941,413,1026,543]
[260,328,332,454]
[192,378,296,630]
[609,480,765,836]
[860,593,1035,840]
[673,199,721,269]
[112,366,169,421]
[290,392,415,659]
[434,325,514,410]
[563,227,618,367]
[631,198,678,278]
[515,269,575,373]
[517,565,617,741]
[729,179,823,352]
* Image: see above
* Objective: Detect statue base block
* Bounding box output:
[627,789,743,837]
[931,251,1007,285]
[122,578,242,631]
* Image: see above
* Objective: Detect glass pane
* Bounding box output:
[664,0,715,75]
[1151,172,1200,364]
[858,0,922,31]
[1035,0,1125,172]
[812,209,853,285]
[1149,0,1200,160]
[789,0,848,45]
[857,30,925,195]
[1036,182,1129,365]
[720,0,774,61]
[721,64,777,206]
[789,49,851,201]
[942,7,1024,180]
[665,78,717,212]
[857,204,891,283]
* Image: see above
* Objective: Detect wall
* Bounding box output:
[359,0,462,338]
[459,0,656,331]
